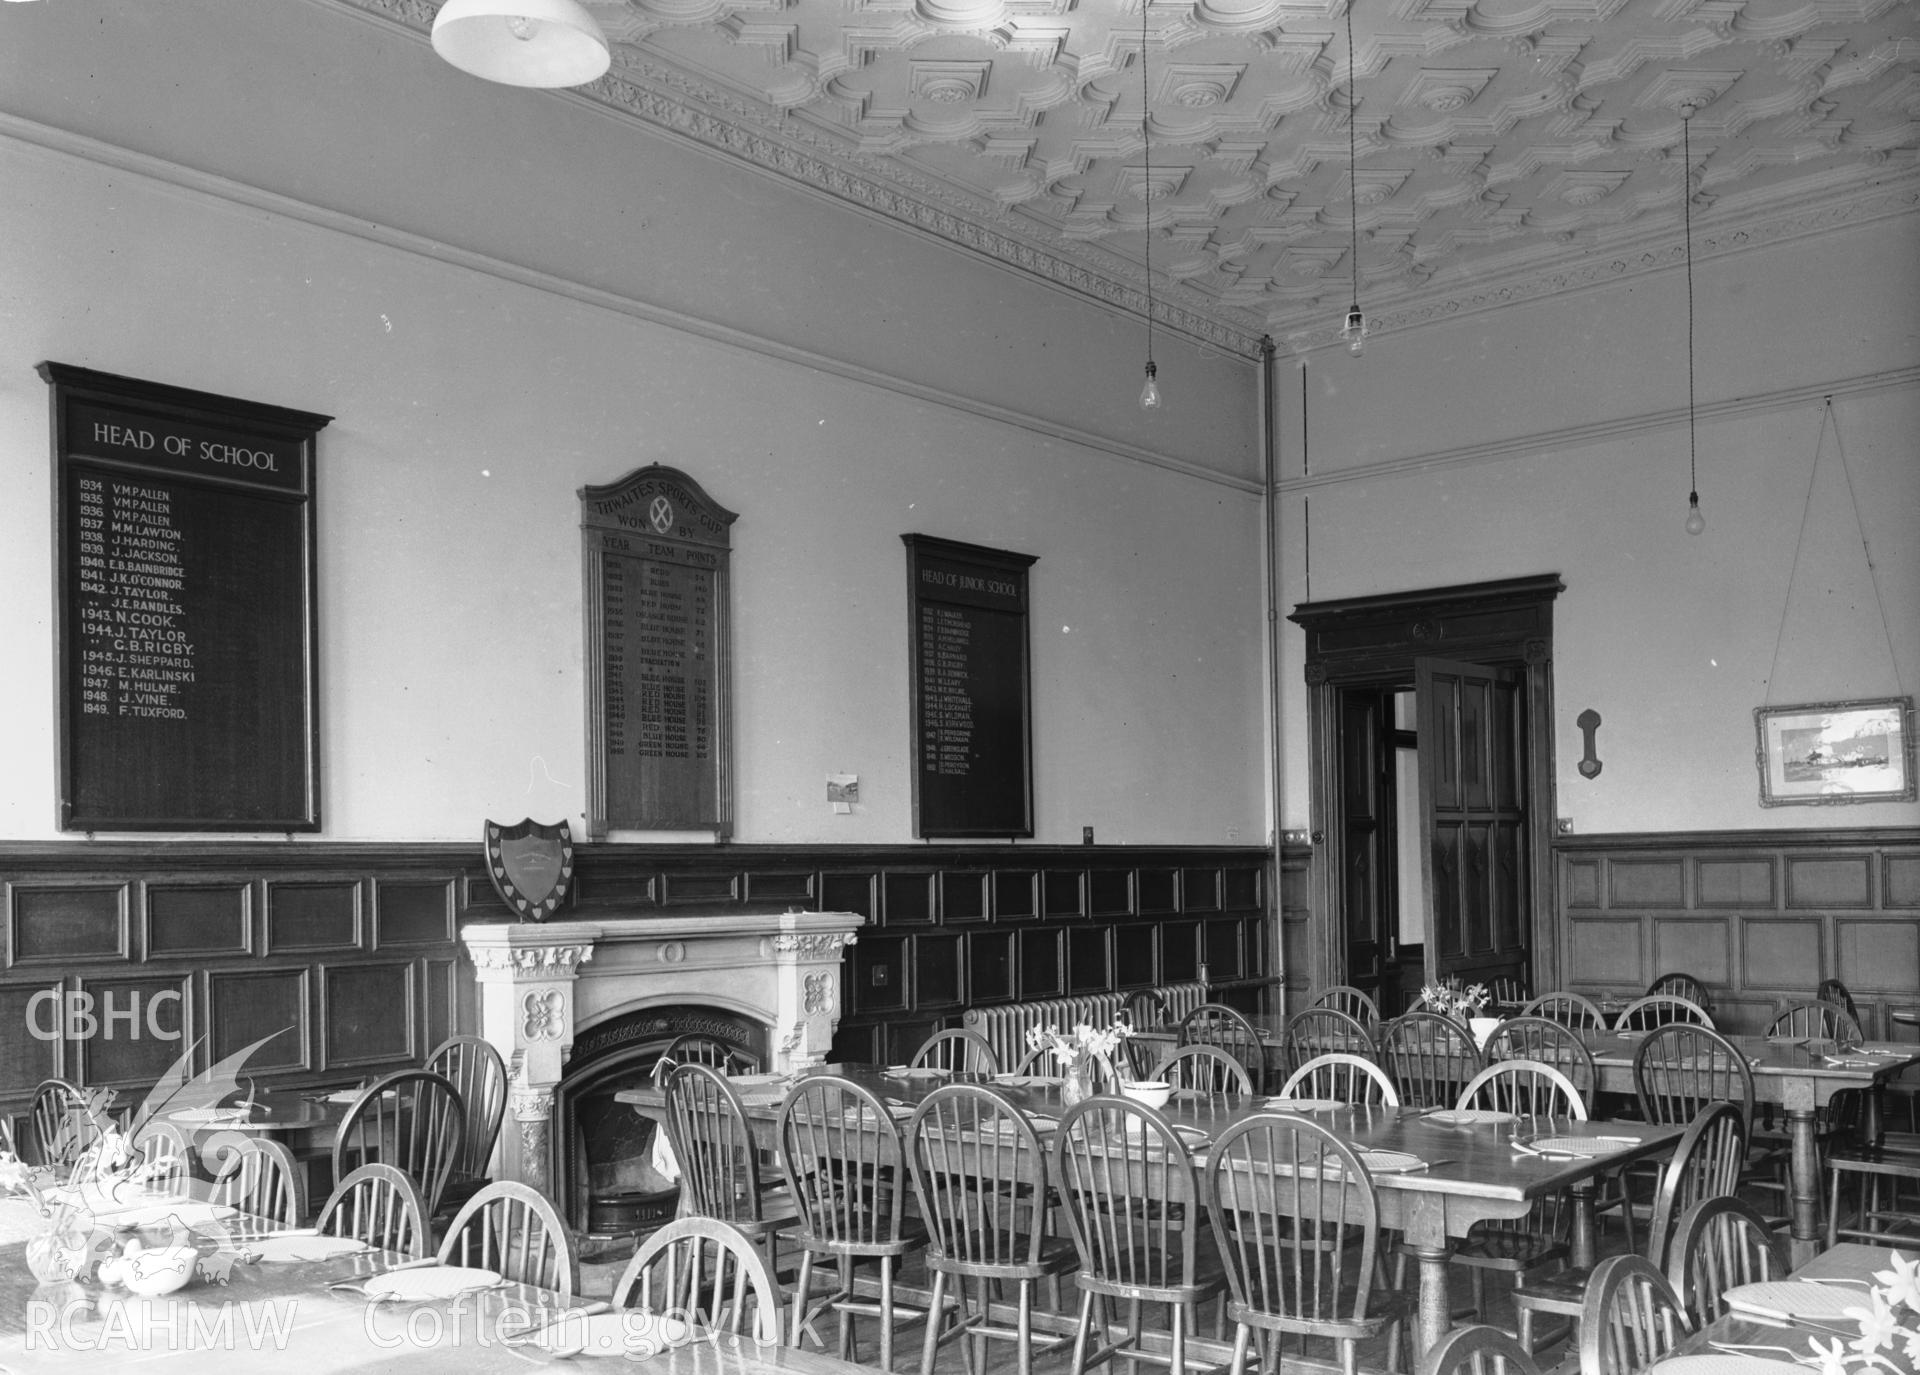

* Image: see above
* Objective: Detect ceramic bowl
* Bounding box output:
[1120,1080,1172,1110]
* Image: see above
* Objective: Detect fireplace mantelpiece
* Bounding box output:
[461,910,862,1199]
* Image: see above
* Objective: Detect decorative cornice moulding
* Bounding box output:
[324,0,1262,356]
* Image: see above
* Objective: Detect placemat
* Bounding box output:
[1427,1109,1517,1126]
[1358,1150,1424,1173]
[527,1312,666,1358]
[1653,1356,1810,1375]
[247,1233,371,1263]
[1723,1281,1859,1323]
[166,1106,254,1124]
[1264,1098,1345,1112]
[1520,1135,1640,1158]
[362,1266,502,1302]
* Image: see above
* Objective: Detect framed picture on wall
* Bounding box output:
[1754,696,1916,806]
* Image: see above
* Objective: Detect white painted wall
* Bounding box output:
[1275,212,1920,834]
[0,2,1268,846]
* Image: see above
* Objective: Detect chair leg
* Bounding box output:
[1016,1279,1035,1375]
[879,1256,896,1372]
[1068,1289,1095,1375]
[1227,1324,1251,1375]
[791,1250,817,1348]
[919,1271,948,1375]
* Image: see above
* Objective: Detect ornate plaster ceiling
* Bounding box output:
[357,0,1919,354]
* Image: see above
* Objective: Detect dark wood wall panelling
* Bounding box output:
[1555,828,1920,1038]
[1278,842,1311,1003]
[0,841,1274,1117]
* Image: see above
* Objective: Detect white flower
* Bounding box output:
[1025,1020,1131,1067]
[1847,1293,1901,1357]
[1874,1253,1920,1315]
[1808,1335,1851,1375]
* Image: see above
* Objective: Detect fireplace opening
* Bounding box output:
[555,1003,768,1241]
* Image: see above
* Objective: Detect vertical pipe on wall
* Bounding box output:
[1259,335,1285,1008]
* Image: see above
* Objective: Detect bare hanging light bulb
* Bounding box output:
[1137,0,1161,410]
[1680,100,1705,535]
[1338,0,1366,358]
[1341,308,1368,357]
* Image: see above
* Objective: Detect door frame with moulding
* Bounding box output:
[1287,575,1563,1014]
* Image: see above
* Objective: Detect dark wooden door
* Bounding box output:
[1416,656,1528,994]
[1336,689,1390,1008]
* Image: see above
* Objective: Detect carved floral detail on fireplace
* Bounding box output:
[471,944,595,975]
[523,990,567,1040]
[804,971,833,1016]
[771,932,858,959]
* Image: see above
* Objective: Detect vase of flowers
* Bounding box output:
[1419,980,1494,1041]
[1026,1021,1132,1108]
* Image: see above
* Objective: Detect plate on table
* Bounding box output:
[1263,1098,1345,1112]
[990,1075,1056,1087]
[728,1073,788,1087]
[900,1067,951,1081]
[1357,1151,1425,1174]
[248,1233,371,1264]
[1426,1109,1517,1127]
[1723,1281,1860,1323]
[1653,1356,1810,1375]
[363,1266,502,1302]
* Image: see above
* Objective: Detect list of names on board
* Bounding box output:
[581,466,736,837]
[903,535,1036,839]
[43,363,328,832]
[920,605,974,777]
[601,552,714,764]
[73,474,194,722]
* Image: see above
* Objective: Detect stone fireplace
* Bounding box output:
[460,910,862,1229]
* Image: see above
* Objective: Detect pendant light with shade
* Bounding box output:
[1137,0,1162,410]
[431,0,612,89]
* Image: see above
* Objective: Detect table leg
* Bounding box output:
[1569,1179,1597,1269]
[1788,1105,1819,1267]
[1412,1242,1455,1357]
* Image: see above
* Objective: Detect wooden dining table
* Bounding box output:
[1578,1028,1920,1265]
[618,1061,1684,1359]
[0,1199,877,1374]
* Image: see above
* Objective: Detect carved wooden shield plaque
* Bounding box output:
[484,818,575,921]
